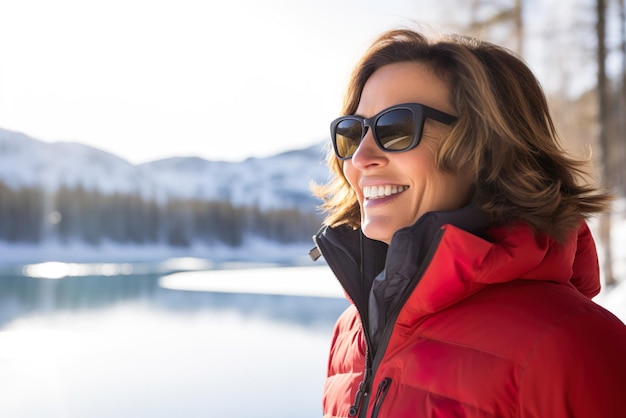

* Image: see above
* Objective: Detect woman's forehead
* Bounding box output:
[356,62,453,117]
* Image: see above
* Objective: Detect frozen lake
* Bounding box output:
[0,262,348,418]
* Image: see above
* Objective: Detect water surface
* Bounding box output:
[0,262,347,418]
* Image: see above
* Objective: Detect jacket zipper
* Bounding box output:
[359,228,445,417]
[348,376,368,417]
[351,233,377,418]
[370,378,392,418]
[314,228,379,418]
[316,226,446,418]
[348,327,374,418]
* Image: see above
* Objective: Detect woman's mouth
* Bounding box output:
[363,185,409,200]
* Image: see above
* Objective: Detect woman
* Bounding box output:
[310,29,626,418]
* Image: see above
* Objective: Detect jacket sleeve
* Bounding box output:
[519,303,626,418]
[323,305,366,418]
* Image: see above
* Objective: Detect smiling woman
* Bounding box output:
[310,28,626,418]
[340,62,472,244]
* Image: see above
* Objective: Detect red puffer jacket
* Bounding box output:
[312,206,626,418]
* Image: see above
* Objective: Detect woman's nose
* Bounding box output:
[351,129,387,169]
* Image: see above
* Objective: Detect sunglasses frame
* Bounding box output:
[330,102,457,160]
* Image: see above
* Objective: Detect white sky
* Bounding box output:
[0,0,448,163]
[0,0,604,164]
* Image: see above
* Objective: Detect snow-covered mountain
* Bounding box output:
[0,127,330,211]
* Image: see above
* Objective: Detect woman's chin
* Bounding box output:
[361,218,397,244]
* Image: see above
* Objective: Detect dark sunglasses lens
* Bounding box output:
[334,119,363,158]
[375,108,415,151]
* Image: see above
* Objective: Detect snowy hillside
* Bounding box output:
[140,147,330,210]
[0,127,329,211]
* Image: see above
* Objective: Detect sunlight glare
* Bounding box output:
[22,261,134,279]
[23,262,77,279]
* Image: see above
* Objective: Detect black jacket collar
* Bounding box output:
[312,205,490,305]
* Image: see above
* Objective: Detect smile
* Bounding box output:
[363,185,409,200]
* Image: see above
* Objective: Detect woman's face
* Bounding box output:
[343,62,473,244]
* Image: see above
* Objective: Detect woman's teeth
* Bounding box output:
[363,185,408,200]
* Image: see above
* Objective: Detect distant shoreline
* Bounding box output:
[0,239,319,267]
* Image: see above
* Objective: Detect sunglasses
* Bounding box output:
[330,103,457,160]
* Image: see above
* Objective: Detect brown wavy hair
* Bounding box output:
[313,29,611,242]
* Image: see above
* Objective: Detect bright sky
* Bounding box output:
[1,0,601,164]
[0,0,449,164]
